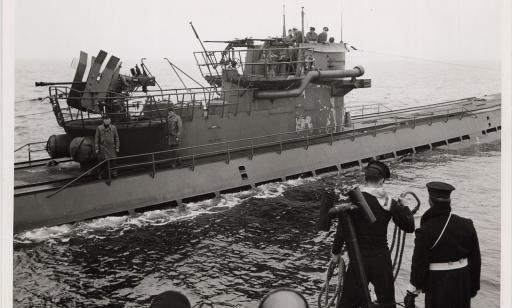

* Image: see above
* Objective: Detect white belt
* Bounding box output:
[429,258,468,271]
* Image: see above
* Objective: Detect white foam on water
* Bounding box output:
[253,176,319,199]
[14,176,323,243]
[14,224,74,243]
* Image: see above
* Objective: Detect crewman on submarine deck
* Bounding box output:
[331,160,415,308]
[167,106,183,168]
[404,182,481,308]
[94,114,120,178]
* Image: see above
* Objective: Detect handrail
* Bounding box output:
[43,103,480,199]
[14,141,47,166]
[14,141,46,153]
[49,85,249,97]
[193,47,314,53]
[119,104,475,163]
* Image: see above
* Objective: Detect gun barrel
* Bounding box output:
[35,81,85,87]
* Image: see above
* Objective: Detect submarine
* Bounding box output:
[13,24,502,233]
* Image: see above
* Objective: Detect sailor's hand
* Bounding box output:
[330,252,341,264]
[95,149,99,155]
[403,291,417,308]
[116,148,120,153]
[398,196,406,206]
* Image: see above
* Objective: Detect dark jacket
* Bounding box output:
[410,205,481,296]
[317,31,328,42]
[332,192,415,255]
[167,112,183,146]
[305,31,318,42]
[294,31,303,44]
[332,191,415,308]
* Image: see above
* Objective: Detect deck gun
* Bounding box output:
[36,50,155,114]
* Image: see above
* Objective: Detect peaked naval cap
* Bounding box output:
[426,181,455,202]
[365,160,391,180]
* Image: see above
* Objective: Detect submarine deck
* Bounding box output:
[14,94,501,196]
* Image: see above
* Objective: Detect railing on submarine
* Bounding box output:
[193,47,315,81]
[45,104,478,199]
[46,86,414,130]
[46,85,256,127]
[14,141,47,166]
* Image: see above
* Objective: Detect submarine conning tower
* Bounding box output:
[39,39,370,166]
[193,38,371,134]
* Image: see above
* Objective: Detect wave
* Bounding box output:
[14,176,319,244]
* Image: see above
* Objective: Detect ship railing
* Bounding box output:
[14,141,47,165]
[193,47,315,81]
[346,103,393,117]
[47,86,251,126]
[46,124,341,198]
[45,103,479,198]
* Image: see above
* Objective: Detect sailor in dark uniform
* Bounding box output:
[404,182,481,308]
[331,161,415,308]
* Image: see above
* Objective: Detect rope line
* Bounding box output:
[353,49,499,72]
[15,96,50,103]
[17,110,53,117]
[318,254,346,308]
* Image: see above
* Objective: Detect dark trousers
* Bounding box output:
[339,253,396,308]
[425,267,471,308]
[97,154,117,178]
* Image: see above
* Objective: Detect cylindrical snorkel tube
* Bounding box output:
[347,187,377,224]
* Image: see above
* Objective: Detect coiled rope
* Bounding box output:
[391,191,421,281]
[318,249,346,308]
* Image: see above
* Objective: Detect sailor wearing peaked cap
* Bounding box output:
[365,160,391,180]
[404,182,481,308]
[332,160,414,308]
[426,181,455,203]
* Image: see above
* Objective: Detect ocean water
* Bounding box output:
[13,54,501,307]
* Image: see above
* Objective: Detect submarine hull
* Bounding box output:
[13,96,501,233]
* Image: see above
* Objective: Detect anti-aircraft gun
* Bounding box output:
[36,50,156,118]
[35,50,172,167]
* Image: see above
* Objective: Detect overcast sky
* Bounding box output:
[15,0,500,62]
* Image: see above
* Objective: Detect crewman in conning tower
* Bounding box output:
[305,27,318,42]
[331,161,415,308]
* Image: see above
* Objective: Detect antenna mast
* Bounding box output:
[340,2,343,43]
[282,5,286,37]
[301,7,305,41]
